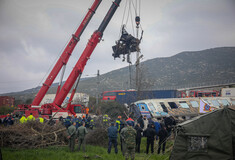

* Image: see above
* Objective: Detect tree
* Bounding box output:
[25,98,33,104]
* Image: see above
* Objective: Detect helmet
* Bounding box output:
[82,115,85,118]
[118,116,121,119]
[74,114,77,117]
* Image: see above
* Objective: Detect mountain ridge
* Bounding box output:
[2,46,235,100]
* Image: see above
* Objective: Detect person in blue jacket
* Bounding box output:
[107,122,118,154]
[72,115,80,129]
[154,120,161,140]
[3,114,14,126]
[64,115,72,128]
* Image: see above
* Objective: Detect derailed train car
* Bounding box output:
[128,97,235,121]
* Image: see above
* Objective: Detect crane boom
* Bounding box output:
[53,0,122,107]
[31,0,102,106]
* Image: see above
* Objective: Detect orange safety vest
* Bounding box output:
[85,108,89,114]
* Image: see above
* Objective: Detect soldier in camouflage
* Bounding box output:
[121,121,137,160]
[77,121,88,152]
[66,122,77,152]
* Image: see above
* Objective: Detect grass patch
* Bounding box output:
[2,137,171,160]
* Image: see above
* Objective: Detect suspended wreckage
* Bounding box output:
[112,25,143,64]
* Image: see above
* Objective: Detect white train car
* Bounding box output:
[129,97,235,121]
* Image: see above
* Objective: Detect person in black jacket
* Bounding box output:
[164,116,176,137]
[145,123,156,154]
[134,123,143,153]
[157,123,168,154]
[137,115,144,129]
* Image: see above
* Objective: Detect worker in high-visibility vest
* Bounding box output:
[27,113,35,121]
[90,118,94,130]
[103,114,109,126]
[38,115,44,123]
[85,107,89,119]
[20,114,27,123]
[116,116,123,132]
[64,115,72,128]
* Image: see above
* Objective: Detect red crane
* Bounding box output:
[16,0,122,118]
[53,0,122,107]
[31,0,102,106]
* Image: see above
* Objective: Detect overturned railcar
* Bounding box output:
[129,97,235,121]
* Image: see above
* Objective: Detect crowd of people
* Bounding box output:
[107,115,176,160]
[62,114,94,130]
[1,112,175,159]
[0,113,45,126]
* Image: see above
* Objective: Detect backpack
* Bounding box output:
[124,126,136,149]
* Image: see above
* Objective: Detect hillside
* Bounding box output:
[77,47,235,96]
[4,47,235,99]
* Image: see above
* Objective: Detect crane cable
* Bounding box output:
[119,0,141,89]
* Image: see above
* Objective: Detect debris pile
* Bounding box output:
[0,119,111,149]
[0,121,67,148]
[86,127,108,147]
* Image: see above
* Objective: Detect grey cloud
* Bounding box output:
[0,0,235,93]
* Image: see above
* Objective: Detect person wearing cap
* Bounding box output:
[121,120,137,160]
[20,114,27,123]
[126,117,135,127]
[81,115,88,128]
[85,107,89,118]
[107,122,118,154]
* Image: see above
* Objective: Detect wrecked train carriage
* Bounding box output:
[129,97,235,121]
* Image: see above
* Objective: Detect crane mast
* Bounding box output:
[31,0,102,106]
[53,0,122,107]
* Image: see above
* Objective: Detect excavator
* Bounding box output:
[14,0,123,119]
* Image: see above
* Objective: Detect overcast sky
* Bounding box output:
[0,0,235,94]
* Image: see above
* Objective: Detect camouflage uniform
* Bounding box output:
[121,125,137,160]
[77,125,88,152]
[67,124,76,152]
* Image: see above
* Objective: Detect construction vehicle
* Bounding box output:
[14,0,122,119]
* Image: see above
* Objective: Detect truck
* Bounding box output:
[12,0,123,119]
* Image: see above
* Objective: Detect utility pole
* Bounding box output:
[135,16,141,100]
[96,70,100,106]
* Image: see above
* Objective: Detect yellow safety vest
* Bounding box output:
[103,114,108,122]
[27,115,35,121]
[116,120,121,131]
[39,117,44,123]
[20,116,27,123]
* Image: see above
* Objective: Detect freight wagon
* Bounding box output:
[101,90,178,104]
